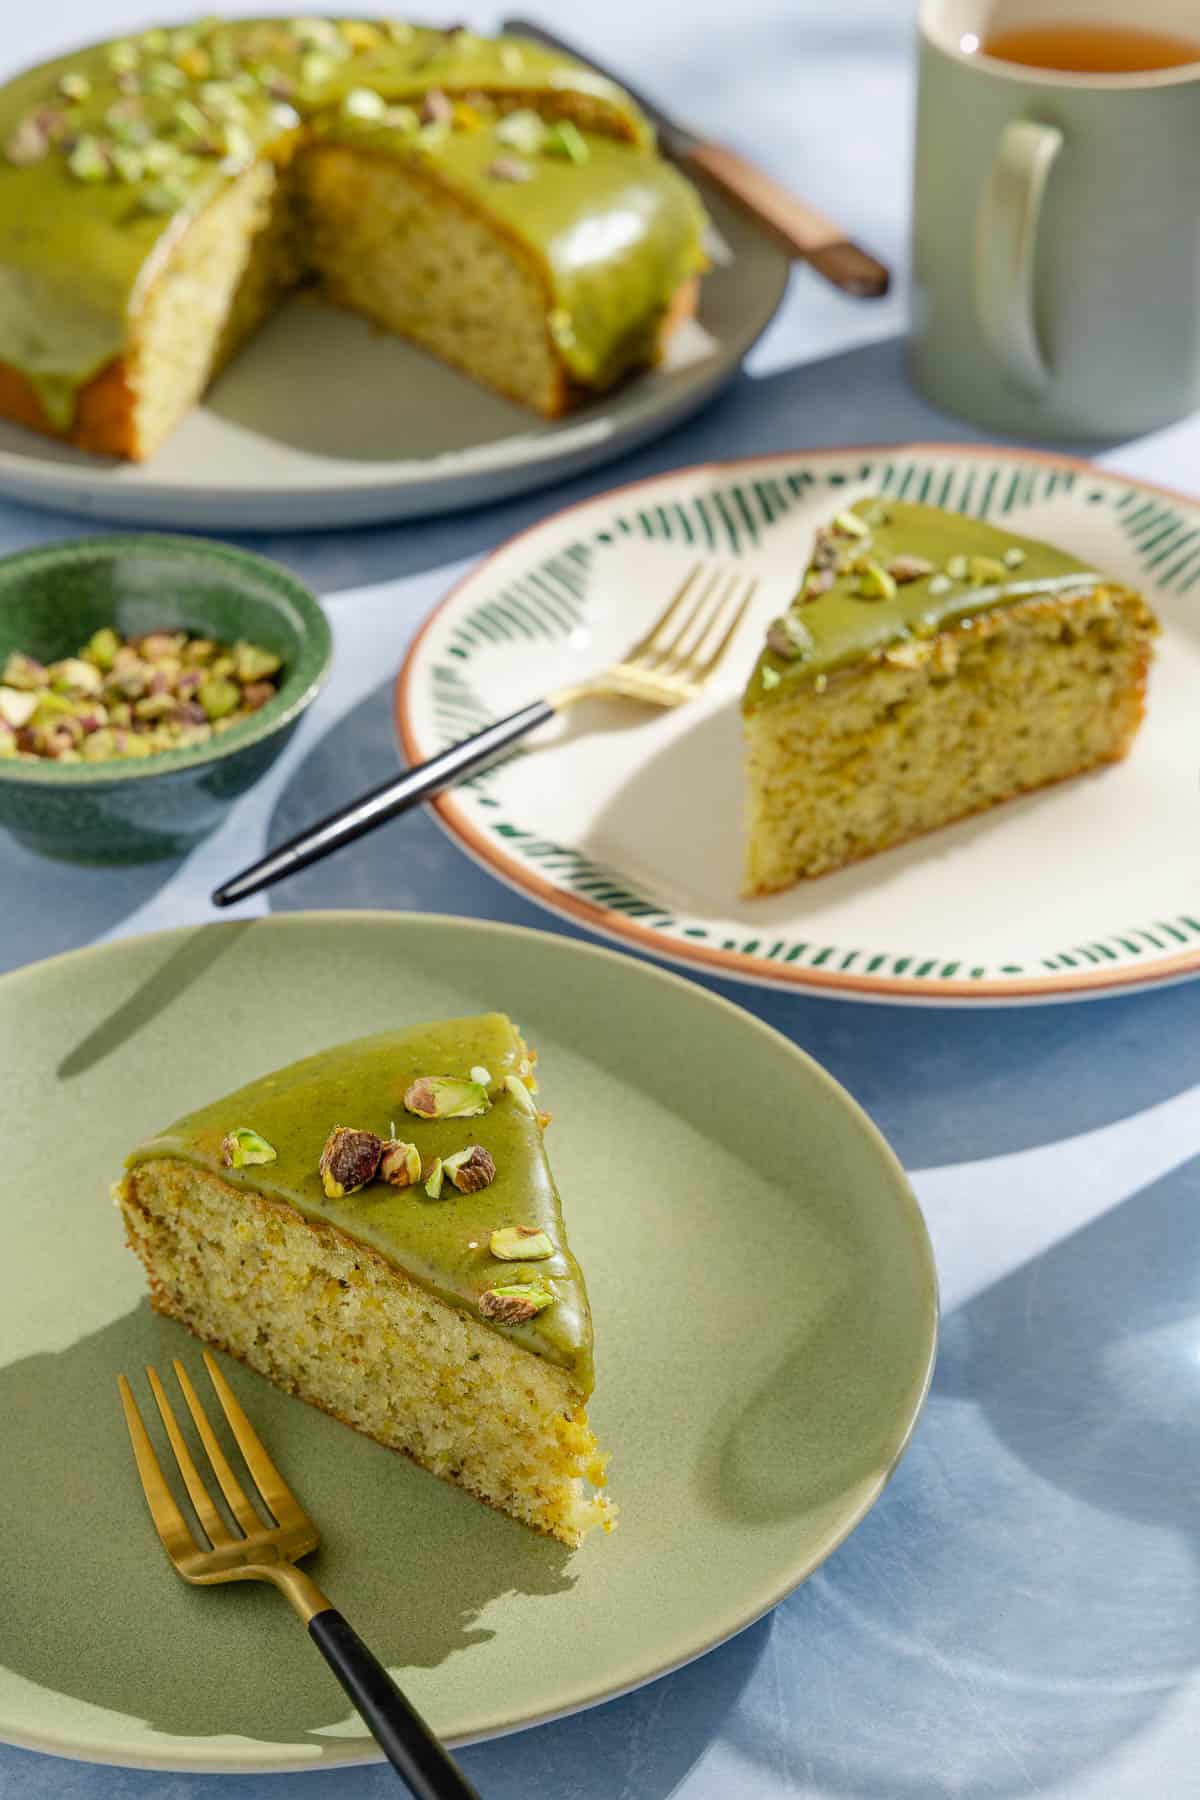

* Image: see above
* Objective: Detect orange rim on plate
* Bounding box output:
[396,444,1200,1004]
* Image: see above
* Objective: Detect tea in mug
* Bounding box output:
[981,22,1200,72]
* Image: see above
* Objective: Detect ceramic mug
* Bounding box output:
[910,0,1200,439]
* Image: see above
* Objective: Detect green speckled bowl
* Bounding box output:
[0,535,331,863]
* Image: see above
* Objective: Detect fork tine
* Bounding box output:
[625,560,706,660]
[696,575,760,677]
[201,1350,303,1528]
[644,565,726,670]
[147,1365,236,1547]
[651,567,740,675]
[172,1359,263,1536]
[118,1374,199,1560]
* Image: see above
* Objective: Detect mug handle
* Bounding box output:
[975,119,1063,393]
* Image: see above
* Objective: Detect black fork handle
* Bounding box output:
[211,698,554,908]
[308,1608,481,1797]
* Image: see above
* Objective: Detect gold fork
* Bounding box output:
[212,560,759,906]
[119,1352,480,1798]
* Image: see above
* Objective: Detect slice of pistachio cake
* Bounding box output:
[742,497,1158,893]
[116,1012,613,1548]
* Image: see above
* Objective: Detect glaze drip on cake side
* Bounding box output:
[0,19,705,424]
[125,1012,594,1391]
[743,497,1104,709]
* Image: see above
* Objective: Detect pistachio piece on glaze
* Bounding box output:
[927,573,952,596]
[444,1145,496,1193]
[856,561,898,602]
[1003,547,1027,568]
[479,1283,554,1322]
[469,1065,492,1087]
[495,107,546,154]
[886,554,934,584]
[487,155,533,182]
[766,613,814,659]
[946,554,969,580]
[968,555,1008,584]
[502,1073,538,1115]
[221,1126,277,1168]
[318,1126,382,1198]
[832,508,871,539]
[545,119,589,164]
[379,1140,421,1188]
[490,1225,553,1261]
[424,1157,445,1199]
[403,1075,489,1119]
[760,666,781,690]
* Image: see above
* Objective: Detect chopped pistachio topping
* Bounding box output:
[66,136,110,182]
[887,554,935,584]
[379,1139,421,1188]
[545,119,589,163]
[469,1066,492,1087]
[946,554,969,580]
[444,1145,497,1193]
[1003,546,1027,568]
[832,508,871,539]
[495,107,547,154]
[487,154,533,182]
[319,1125,382,1199]
[502,1072,538,1116]
[403,1075,490,1119]
[968,555,1008,584]
[856,560,898,602]
[766,612,814,660]
[927,572,953,596]
[341,86,387,121]
[490,1225,554,1261]
[221,1126,277,1168]
[478,1282,555,1323]
[424,1157,445,1199]
[760,665,781,690]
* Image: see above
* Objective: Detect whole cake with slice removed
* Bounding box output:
[742,497,1159,894]
[115,1012,614,1548]
[0,17,707,459]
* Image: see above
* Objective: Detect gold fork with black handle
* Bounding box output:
[119,1350,481,1798]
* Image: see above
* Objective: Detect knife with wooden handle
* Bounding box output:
[502,16,890,299]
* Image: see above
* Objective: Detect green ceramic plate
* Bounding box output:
[0,913,936,1773]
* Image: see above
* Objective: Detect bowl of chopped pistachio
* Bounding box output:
[0,534,331,862]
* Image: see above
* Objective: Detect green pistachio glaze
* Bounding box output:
[0,19,703,427]
[125,1012,594,1392]
[743,497,1109,711]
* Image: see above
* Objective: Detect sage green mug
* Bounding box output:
[911,0,1200,439]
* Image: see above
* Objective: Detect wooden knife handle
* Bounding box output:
[688,141,890,299]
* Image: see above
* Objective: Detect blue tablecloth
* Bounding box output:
[4,4,1200,1796]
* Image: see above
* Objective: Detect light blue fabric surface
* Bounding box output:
[3,3,1199,1795]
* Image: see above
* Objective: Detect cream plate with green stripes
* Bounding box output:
[397,446,1200,1004]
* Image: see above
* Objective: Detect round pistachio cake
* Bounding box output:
[0,17,708,459]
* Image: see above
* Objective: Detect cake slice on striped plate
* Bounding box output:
[742,497,1158,894]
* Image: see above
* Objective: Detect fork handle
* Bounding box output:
[309,1608,481,1797]
[211,698,554,908]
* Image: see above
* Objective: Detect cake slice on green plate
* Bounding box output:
[741,496,1158,893]
[116,1012,613,1548]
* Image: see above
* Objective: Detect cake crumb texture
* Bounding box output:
[744,588,1156,893]
[118,1159,614,1549]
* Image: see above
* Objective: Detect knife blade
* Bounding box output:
[501,15,889,298]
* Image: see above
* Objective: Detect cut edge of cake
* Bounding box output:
[741,497,1159,894]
